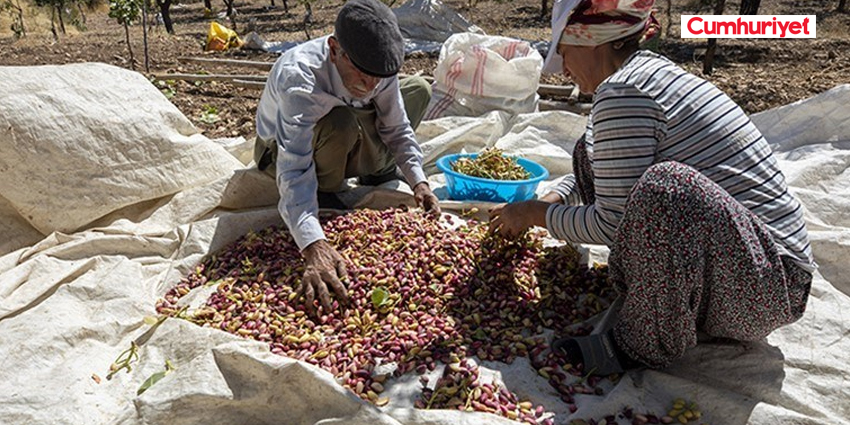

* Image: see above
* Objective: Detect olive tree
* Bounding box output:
[0,0,26,38]
[34,0,68,38]
[109,0,140,69]
[739,0,760,14]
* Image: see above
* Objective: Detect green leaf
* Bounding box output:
[143,316,159,326]
[371,286,389,309]
[471,327,487,341]
[199,104,220,124]
[137,370,168,395]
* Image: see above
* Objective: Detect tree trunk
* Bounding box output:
[142,0,150,72]
[12,0,26,37]
[282,0,288,14]
[204,0,211,11]
[56,4,66,34]
[703,0,726,75]
[302,1,312,39]
[738,0,760,14]
[76,3,86,24]
[50,7,58,41]
[539,0,547,20]
[123,23,135,70]
[157,0,174,34]
[665,0,672,38]
[223,0,237,30]
[839,0,847,13]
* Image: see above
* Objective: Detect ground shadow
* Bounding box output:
[650,338,789,424]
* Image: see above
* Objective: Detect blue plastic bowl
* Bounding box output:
[436,153,550,203]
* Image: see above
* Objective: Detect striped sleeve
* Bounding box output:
[548,124,593,205]
[546,84,666,245]
[548,174,582,205]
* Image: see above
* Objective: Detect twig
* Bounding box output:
[150,73,267,82]
[178,56,275,71]
[231,79,266,89]
[807,63,838,82]
[106,341,140,380]
[539,99,592,115]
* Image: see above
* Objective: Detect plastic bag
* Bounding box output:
[205,21,242,51]
[424,33,543,120]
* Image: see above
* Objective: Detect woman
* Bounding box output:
[489,0,815,375]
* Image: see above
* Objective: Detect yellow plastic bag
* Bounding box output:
[206,21,242,51]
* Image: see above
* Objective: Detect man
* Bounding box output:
[254,0,440,314]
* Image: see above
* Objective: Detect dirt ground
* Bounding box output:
[1,0,848,140]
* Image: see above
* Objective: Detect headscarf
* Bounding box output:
[541,0,659,74]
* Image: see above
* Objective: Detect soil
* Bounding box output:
[1,0,848,140]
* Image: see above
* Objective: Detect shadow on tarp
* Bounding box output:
[204,168,283,255]
[649,338,787,424]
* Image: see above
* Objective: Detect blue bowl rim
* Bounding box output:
[436,153,550,185]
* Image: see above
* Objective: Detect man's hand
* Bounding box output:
[488,200,550,238]
[298,240,349,314]
[413,182,441,215]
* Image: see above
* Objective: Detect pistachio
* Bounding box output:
[157,208,616,420]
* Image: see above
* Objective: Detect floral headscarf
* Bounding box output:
[541,0,659,74]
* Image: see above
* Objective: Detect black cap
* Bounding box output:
[334,0,405,78]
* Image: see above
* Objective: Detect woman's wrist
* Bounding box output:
[540,191,564,204]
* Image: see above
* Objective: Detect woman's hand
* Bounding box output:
[539,191,564,204]
[488,200,550,238]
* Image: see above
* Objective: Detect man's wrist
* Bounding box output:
[291,214,327,253]
[303,239,329,256]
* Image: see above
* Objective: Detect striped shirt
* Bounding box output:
[546,50,815,271]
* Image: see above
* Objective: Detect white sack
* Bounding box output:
[0,63,244,235]
[424,33,543,120]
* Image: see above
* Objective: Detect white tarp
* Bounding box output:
[0,64,848,425]
[394,0,485,54]
[242,0,485,55]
